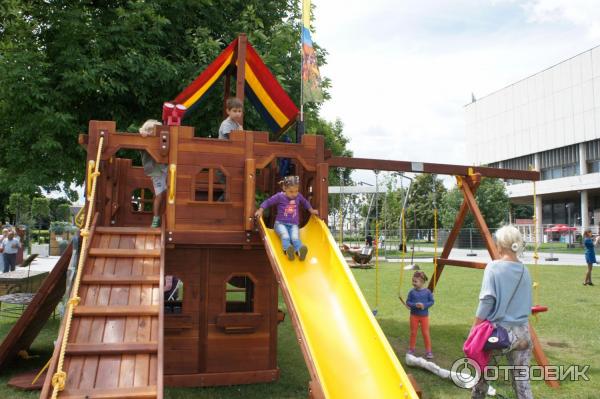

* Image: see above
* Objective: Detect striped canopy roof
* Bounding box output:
[174,38,299,133]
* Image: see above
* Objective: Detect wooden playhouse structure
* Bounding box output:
[0,34,557,399]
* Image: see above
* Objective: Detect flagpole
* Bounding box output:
[297,0,305,143]
[300,0,304,119]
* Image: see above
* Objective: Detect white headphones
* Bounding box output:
[511,242,520,252]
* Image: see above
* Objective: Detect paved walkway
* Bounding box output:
[383,247,589,266]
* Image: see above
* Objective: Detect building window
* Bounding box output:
[541,163,579,180]
[131,188,154,212]
[588,160,600,173]
[225,275,255,313]
[193,167,227,202]
[540,145,579,169]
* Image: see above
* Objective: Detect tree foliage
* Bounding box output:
[31,196,50,229]
[6,193,30,225]
[440,178,510,229]
[0,0,345,197]
[405,174,447,234]
[56,203,72,222]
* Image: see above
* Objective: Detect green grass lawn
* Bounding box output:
[1,262,599,398]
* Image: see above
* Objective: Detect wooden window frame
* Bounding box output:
[190,166,231,203]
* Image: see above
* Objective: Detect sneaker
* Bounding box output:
[425,352,434,359]
[151,216,161,228]
[297,245,308,261]
[285,246,295,261]
[407,349,415,356]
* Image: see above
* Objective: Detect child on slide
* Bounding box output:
[406,269,435,359]
[255,176,319,261]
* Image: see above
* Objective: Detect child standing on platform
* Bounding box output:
[255,176,319,261]
[406,269,435,358]
[218,97,243,139]
[139,119,168,228]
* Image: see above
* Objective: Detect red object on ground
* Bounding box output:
[531,305,548,314]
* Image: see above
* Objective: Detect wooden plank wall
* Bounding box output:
[84,121,326,240]
[163,247,279,387]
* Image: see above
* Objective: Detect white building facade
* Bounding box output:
[466,46,600,235]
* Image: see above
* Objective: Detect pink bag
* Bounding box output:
[463,320,494,369]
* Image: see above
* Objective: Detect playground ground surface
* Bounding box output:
[0,262,598,398]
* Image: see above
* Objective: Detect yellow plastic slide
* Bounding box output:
[259,216,418,399]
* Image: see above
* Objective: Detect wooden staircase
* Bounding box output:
[41,226,164,399]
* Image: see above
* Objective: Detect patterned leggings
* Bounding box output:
[471,324,533,399]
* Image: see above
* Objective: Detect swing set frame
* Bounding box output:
[327,156,559,389]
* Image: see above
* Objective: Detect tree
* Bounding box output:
[6,193,31,225]
[49,197,72,221]
[405,174,447,241]
[440,178,510,229]
[0,0,344,191]
[511,204,533,221]
[31,197,50,232]
[56,203,72,222]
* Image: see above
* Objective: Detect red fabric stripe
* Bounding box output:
[245,43,299,120]
[174,39,238,104]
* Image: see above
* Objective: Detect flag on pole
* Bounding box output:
[302,0,323,103]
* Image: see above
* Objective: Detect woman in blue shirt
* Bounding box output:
[583,229,597,286]
[471,225,533,399]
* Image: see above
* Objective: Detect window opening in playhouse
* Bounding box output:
[225,275,255,313]
[194,167,227,202]
[131,188,154,213]
[164,275,183,314]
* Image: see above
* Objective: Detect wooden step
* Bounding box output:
[81,275,160,285]
[88,248,160,258]
[66,342,158,356]
[59,386,157,399]
[96,226,161,235]
[73,305,159,317]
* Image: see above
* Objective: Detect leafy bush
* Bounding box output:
[50,221,75,235]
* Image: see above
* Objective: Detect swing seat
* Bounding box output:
[342,245,374,267]
[531,305,548,314]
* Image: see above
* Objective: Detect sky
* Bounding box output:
[312,0,600,185]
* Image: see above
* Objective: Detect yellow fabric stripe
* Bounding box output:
[245,63,288,127]
[183,52,234,109]
[303,0,311,27]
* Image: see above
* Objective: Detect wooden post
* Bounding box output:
[460,175,500,259]
[428,178,481,291]
[529,324,561,389]
[223,69,231,119]
[315,163,329,221]
[244,159,256,231]
[87,121,114,227]
[166,126,178,236]
[235,34,247,126]
[244,132,255,231]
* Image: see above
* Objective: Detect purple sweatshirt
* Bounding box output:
[406,288,434,316]
[260,192,313,225]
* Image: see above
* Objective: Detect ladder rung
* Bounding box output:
[88,248,160,258]
[96,226,161,235]
[66,342,158,355]
[73,305,159,317]
[81,275,160,285]
[59,386,157,399]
